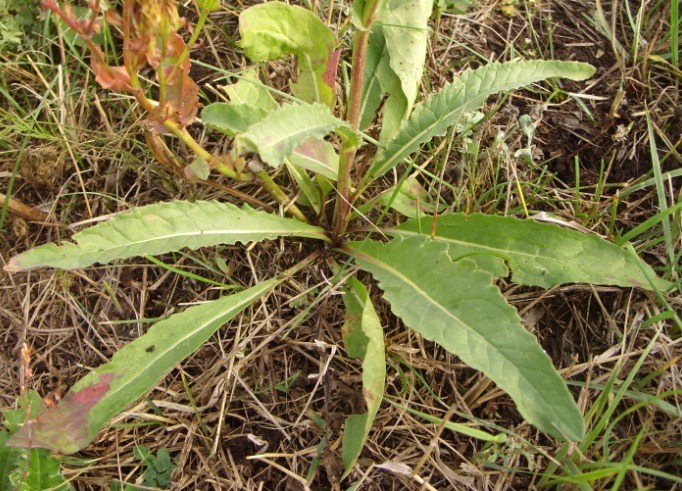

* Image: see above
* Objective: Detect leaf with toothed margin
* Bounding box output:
[6,278,280,454]
[348,236,585,441]
[387,214,671,290]
[368,60,596,180]
[4,200,327,272]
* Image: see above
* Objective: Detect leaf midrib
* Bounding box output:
[356,249,560,407]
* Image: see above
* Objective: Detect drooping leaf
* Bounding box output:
[236,103,346,168]
[6,278,280,454]
[239,1,337,106]
[388,214,671,290]
[341,277,386,477]
[5,201,328,271]
[348,236,585,441]
[368,60,596,179]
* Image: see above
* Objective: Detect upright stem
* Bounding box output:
[331,17,377,239]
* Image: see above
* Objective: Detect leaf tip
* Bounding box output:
[4,258,23,273]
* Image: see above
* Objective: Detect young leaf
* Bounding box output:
[236,103,346,168]
[368,60,596,179]
[388,214,671,290]
[5,201,328,271]
[239,1,337,106]
[341,277,386,477]
[6,278,280,454]
[347,236,585,442]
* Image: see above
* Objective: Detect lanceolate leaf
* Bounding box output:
[379,0,433,141]
[368,60,596,179]
[348,236,585,441]
[341,277,386,477]
[6,278,280,454]
[388,214,671,290]
[5,201,327,271]
[237,103,346,167]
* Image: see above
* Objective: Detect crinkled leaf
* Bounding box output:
[150,33,199,130]
[348,236,585,441]
[341,277,386,477]
[237,103,345,167]
[369,60,596,179]
[239,2,336,106]
[388,214,671,290]
[5,201,327,271]
[6,278,280,454]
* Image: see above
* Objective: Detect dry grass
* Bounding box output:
[1,0,680,489]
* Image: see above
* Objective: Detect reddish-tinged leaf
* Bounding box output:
[6,374,115,454]
[148,33,200,129]
[323,48,341,90]
[92,54,134,91]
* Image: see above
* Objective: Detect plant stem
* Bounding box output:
[332,24,374,239]
[256,171,309,223]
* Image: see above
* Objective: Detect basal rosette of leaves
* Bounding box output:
[4,0,672,484]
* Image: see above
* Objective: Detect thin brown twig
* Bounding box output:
[0,193,49,222]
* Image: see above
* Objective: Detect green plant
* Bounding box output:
[111,446,176,491]
[0,0,40,51]
[4,0,671,483]
[0,346,73,490]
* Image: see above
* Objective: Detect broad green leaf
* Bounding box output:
[6,278,280,454]
[202,102,268,136]
[368,60,596,179]
[223,69,279,111]
[388,214,671,290]
[379,0,433,141]
[341,277,386,477]
[5,201,328,271]
[286,138,339,180]
[202,70,279,136]
[348,236,585,441]
[239,2,336,106]
[237,103,345,167]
